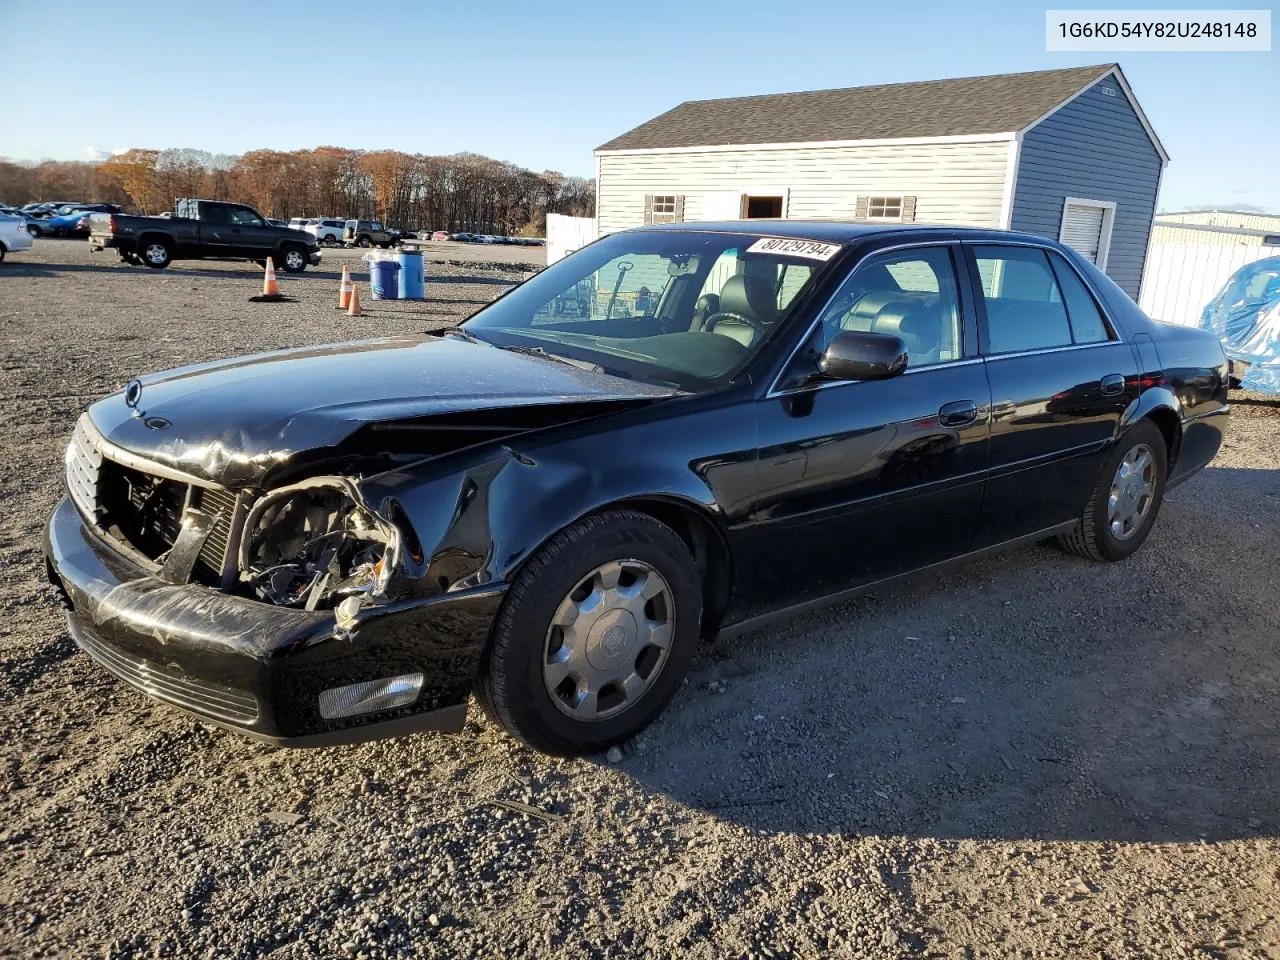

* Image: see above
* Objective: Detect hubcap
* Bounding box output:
[145,244,166,264]
[1108,443,1156,541]
[543,559,674,721]
[286,251,303,269]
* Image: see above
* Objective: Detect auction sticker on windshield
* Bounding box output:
[746,238,842,261]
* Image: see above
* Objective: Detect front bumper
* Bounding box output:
[44,497,504,746]
[309,250,322,265]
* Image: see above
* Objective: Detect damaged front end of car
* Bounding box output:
[237,476,402,615]
[44,414,513,746]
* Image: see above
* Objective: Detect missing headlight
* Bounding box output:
[238,477,400,610]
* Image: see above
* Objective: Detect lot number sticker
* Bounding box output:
[746,238,843,261]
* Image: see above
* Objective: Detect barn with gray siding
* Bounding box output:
[595,64,1168,297]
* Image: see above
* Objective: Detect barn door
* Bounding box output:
[1059,198,1115,268]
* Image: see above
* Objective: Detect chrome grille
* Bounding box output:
[196,487,239,575]
[73,622,260,724]
[65,415,103,521]
[64,415,243,582]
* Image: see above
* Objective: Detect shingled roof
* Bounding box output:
[597,64,1118,152]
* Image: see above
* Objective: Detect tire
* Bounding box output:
[140,238,172,269]
[378,241,391,249]
[477,510,703,756]
[322,234,338,247]
[276,245,308,273]
[358,235,372,248]
[0,245,6,263]
[1058,420,1168,562]
[27,225,42,238]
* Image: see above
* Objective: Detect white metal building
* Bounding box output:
[595,64,1168,298]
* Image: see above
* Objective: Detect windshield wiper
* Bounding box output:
[501,343,600,372]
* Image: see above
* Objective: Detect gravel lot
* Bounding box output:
[2,238,1279,960]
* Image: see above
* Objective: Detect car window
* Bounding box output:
[536,252,673,323]
[463,229,833,390]
[227,207,263,226]
[971,245,1073,354]
[1047,251,1112,344]
[785,245,963,382]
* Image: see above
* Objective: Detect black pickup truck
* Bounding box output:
[89,199,322,271]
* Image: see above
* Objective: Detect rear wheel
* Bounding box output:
[478,510,702,756]
[1058,420,1168,562]
[141,239,172,269]
[358,235,372,248]
[277,245,308,273]
[26,224,43,238]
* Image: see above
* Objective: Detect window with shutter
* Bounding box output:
[647,195,681,224]
[1058,198,1115,269]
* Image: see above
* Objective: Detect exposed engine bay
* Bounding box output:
[237,478,398,610]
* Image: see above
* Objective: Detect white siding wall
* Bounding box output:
[596,141,1011,236]
[1139,240,1280,326]
[1159,211,1280,233]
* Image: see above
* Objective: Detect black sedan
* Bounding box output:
[44,222,1230,755]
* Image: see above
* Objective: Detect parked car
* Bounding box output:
[43,210,94,236]
[288,217,314,233]
[343,219,392,248]
[13,212,49,237]
[88,198,322,271]
[44,221,1229,754]
[306,218,346,246]
[0,212,33,261]
[431,230,450,241]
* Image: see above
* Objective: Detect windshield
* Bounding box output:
[460,230,838,390]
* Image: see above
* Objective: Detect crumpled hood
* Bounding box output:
[87,334,674,486]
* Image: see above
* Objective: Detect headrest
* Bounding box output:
[719,274,777,322]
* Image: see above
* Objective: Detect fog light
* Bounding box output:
[318,673,424,720]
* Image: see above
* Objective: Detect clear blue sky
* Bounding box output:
[0,0,1275,211]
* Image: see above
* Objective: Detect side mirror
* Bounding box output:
[818,331,908,382]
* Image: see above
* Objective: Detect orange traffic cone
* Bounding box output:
[347,283,363,317]
[262,257,280,297]
[338,263,352,310]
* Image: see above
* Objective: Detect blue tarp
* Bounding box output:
[1199,256,1280,394]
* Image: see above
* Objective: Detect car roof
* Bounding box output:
[637,219,1064,248]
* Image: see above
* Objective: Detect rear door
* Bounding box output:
[738,242,991,618]
[964,242,1139,546]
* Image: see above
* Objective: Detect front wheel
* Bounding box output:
[477,510,702,756]
[1058,420,1168,562]
[141,239,172,269]
[276,245,308,273]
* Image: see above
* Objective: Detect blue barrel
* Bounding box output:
[369,259,400,300]
[397,250,425,300]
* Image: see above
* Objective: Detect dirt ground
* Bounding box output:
[1,238,1278,960]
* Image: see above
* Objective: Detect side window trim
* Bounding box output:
[960,240,1125,358]
[1045,249,1119,344]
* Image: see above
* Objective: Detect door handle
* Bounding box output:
[1100,373,1126,396]
[939,400,979,427]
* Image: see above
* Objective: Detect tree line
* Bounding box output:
[0,148,596,235]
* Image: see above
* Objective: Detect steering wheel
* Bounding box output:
[704,311,766,338]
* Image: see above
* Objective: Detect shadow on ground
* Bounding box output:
[617,465,1280,845]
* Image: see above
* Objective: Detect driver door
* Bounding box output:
[737,243,992,618]
[223,205,272,257]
